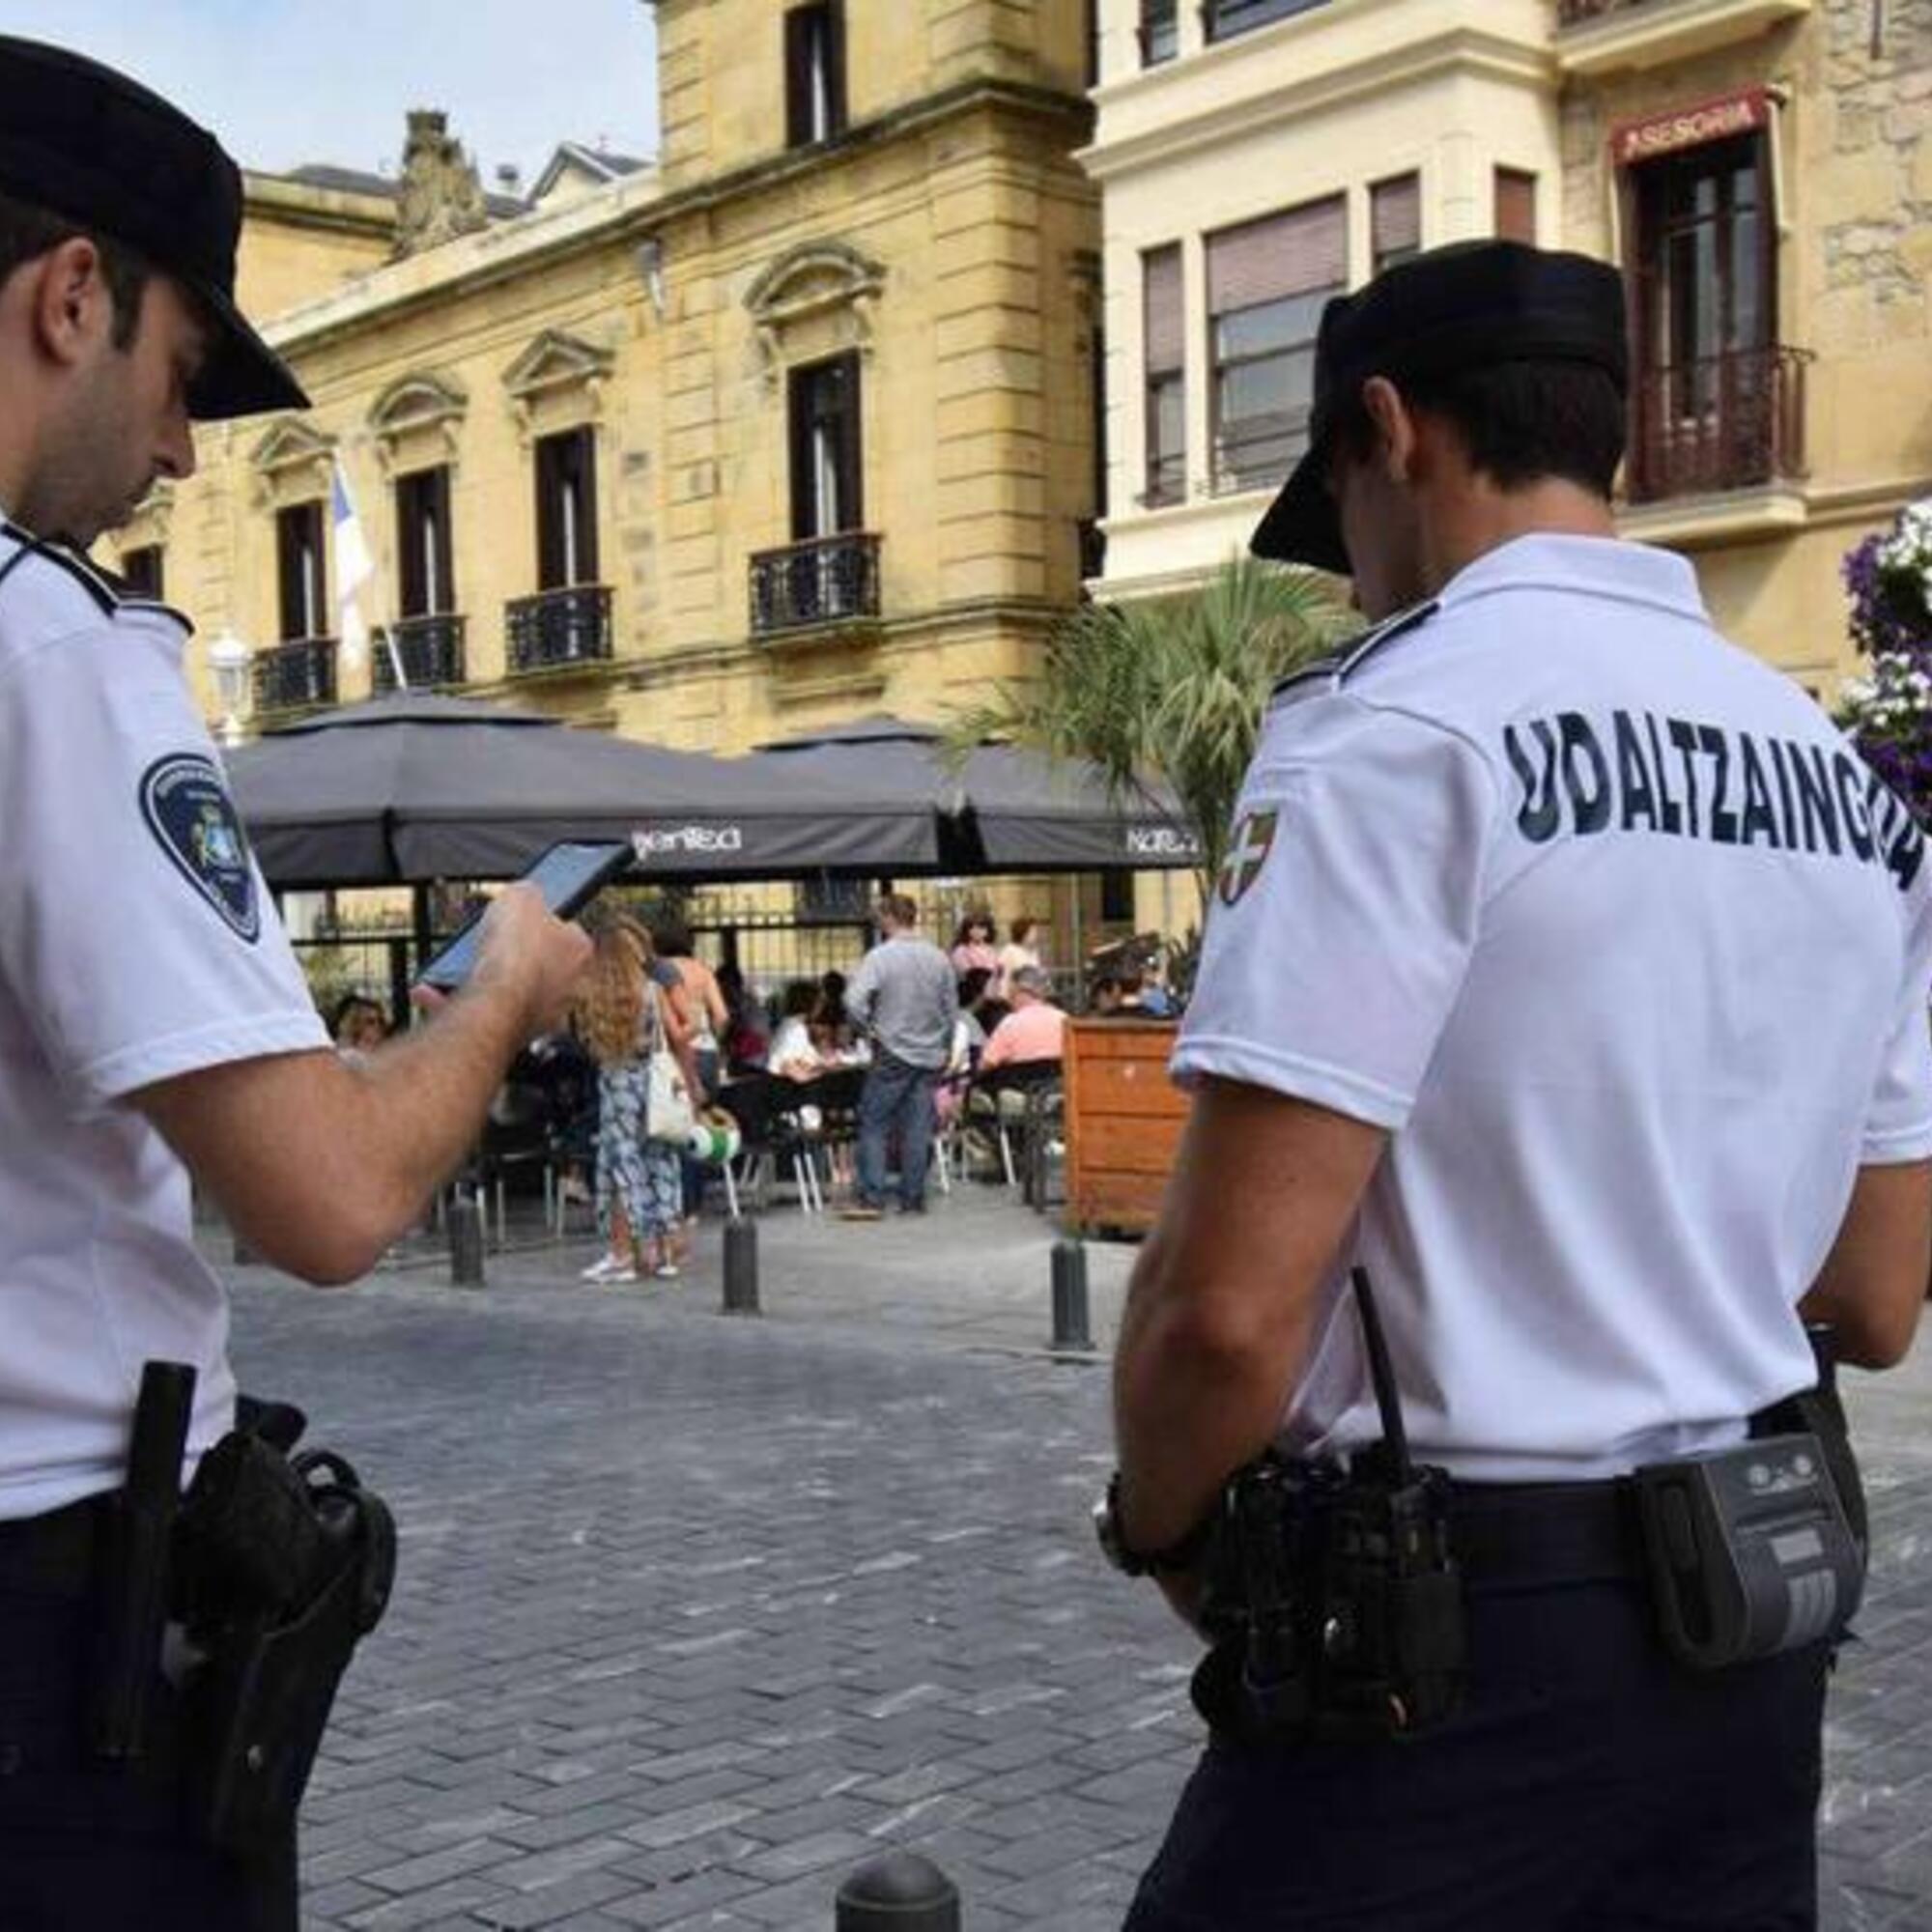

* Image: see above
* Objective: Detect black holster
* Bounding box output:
[170,1418,396,1857]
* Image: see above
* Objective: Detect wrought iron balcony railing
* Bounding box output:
[749,532,883,638]
[504,584,613,674]
[1203,0,1329,44]
[252,637,337,715]
[1627,345,1811,505]
[373,613,467,693]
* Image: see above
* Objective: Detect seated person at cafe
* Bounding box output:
[980,965,1065,1071]
[1087,972,1137,1018]
[768,980,826,1081]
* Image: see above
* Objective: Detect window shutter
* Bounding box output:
[536,438,563,589]
[833,352,863,532]
[431,467,455,613]
[1371,175,1420,264]
[784,8,811,148]
[824,0,848,136]
[788,363,816,541]
[397,476,424,618]
[1495,169,1537,244]
[1207,197,1346,316]
[1143,245,1183,377]
[573,431,600,583]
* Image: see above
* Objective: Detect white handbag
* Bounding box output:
[643,985,696,1145]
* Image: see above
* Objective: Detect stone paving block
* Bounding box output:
[216,1214,1932,1932]
[462,1870,643,1929]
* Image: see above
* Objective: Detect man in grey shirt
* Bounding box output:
[843,895,958,1218]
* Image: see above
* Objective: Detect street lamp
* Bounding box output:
[206,629,252,749]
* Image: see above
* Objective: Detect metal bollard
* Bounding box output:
[446,1192,486,1288]
[1051,1237,1094,1352]
[836,1852,960,1932]
[723,1216,760,1316]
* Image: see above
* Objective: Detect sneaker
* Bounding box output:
[580,1255,623,1282]
[603,1265,639,1285]
[653,1263,681,1280]
[839,1204,884,1222]
[895,1199,928,1215]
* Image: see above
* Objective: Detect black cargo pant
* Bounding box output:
[0,1511,297,1931]
[1124,1577,1828,1932]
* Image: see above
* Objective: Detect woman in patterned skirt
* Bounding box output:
[575,922,687,1282]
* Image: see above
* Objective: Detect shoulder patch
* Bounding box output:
[139,753,261,944]
[1271,599,1440,702]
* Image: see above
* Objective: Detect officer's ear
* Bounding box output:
[27,236,117,370]
[1359,377,1418,486]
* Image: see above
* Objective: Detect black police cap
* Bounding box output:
[1251,241,1629,577]
[0,35,309,422]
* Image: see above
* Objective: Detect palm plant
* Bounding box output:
[952,555,1347,905]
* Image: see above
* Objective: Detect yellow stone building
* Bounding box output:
[1085,0,1932,696]
[136,1,1101,773]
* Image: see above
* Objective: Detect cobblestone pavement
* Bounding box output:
[212,1191,1932,1930]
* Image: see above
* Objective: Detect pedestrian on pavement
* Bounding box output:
[649,912,728,1222]
[577,923,687,1283]
[1104,241,1932,1932]
[841,895,957,1219]
[0,36,590,1929]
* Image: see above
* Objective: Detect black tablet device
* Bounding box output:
[416,839,633,991]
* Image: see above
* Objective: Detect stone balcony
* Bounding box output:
[1554,0,1812,78]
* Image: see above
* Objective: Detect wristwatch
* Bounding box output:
[1093,1472,1213,1577]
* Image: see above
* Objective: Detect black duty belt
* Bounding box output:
[0,1493,109,1598]
[1447,1480,1642,1588]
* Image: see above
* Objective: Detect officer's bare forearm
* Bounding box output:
[138,974,538,1285]
[1115,1230,1317,1553]
[1800,1160,1932,1370]
[1109,1082,1384,1563]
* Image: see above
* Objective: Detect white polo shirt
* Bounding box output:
[0,524,328,1520]
[1177,533,1932,1482]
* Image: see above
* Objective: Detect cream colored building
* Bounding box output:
[134,1,1102,768]
[1084,0,1932,694]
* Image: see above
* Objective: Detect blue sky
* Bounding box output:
[6,1,660,187]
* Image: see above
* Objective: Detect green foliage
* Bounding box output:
[952,555,1347,894]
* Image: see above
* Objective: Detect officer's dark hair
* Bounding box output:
[0,187,152,351]
[1334,359,1627,499]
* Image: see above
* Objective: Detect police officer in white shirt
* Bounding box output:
[0,37,588,1929]
[1102,242,1932,1930]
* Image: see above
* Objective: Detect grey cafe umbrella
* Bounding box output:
[223,694,939,889]
[749,716,1201,873]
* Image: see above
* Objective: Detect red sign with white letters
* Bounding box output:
[1611,88,1771,167]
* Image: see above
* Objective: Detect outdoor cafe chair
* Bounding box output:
[969,1059,1065,1207]
[715,1074,824,1215]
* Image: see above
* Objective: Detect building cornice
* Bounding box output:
[264,77,1092,362]
[1080,27,1555,184]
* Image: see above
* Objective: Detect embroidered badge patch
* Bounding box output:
[1218,808,1280,908]
[139,753,260,943]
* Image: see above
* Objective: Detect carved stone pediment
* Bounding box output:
[116,478,177,552]
[501,330,617,445]
[744,240,887,384]
[368,372,468,470]
[248,418,335,507]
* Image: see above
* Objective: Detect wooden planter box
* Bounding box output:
[1064,1019,1185,1237]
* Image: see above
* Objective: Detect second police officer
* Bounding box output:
[1102,242,1932,1929]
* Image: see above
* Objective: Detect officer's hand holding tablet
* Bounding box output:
[413,840,629,1021]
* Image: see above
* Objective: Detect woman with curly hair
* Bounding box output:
[575,921,688,1282]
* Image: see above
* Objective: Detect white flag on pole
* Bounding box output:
[331,460,377,673]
